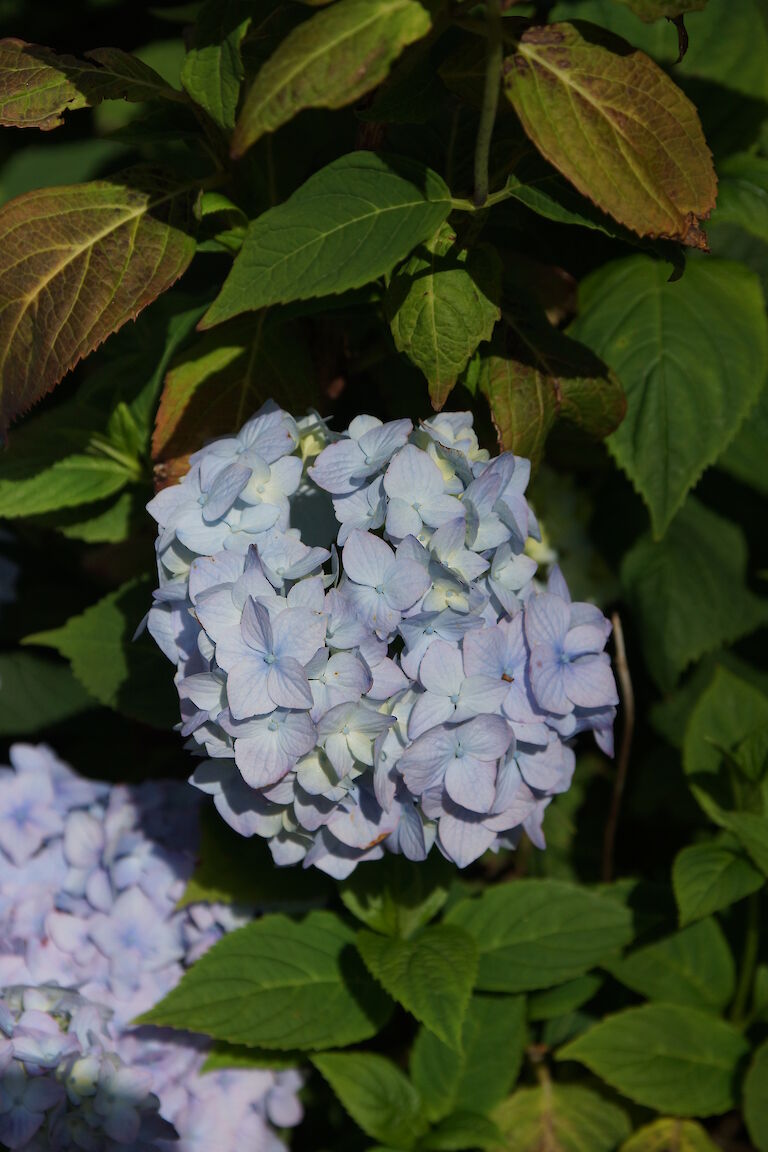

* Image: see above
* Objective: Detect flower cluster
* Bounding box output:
[147,404,618,877]
[0,744,302,1152]
[0,984,175,1150]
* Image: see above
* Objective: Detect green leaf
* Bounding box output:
[615,0,706,20]
[339,853,452,940]
[201,1041,304,1073]
[140,910,393,1049]
[0,452,132,517]
[604,918,735,1013]
[312,1051,427,1150]
[527,975,603,1021]
[178,804,331,910]
[152,315,316,467]
[744,1039,768,1152]
[44,490,143,544]
[23,577,178,729]
[672,838,764,926]
[0,167,198,434]
[385,226,501,409]
[684,667,768,783]
[621,500,768,690]
[411,994,526,1123]
[492,1083,631,1152]
[620,1118,721,1152]
[723,812,768,877]
[421,1112,502,1151]
[0,38,186,130]
[570,257,768,536]
[500,164,625,238]
[558,1003,749,1116]
[502,23,716,246]
[356,925,477,1050]
[475,307,625,469]
[719,384,768,497]
[710,154,768,246]
[445,880,633,992]
[0,652,92,735]
[201,151,451,326]
[231,0,432,156]
[552,0,768,103]
[181,0,251,131]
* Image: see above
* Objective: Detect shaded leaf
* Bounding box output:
[45,491,144,544]
[492,1082,631,1152]
[475,308,625,468]
[201,152,451,325]
[684,666,768,783]
[385,226,501,409]
[723,812,768,878]
[710,153,768,245]
[232,0,432,156]
[604,918,735,1012]
[178,804,331,910]
[527,974,603,1021]
[744,1039,768,1152]
[312,1051,427,1150]
[140,911,393,1049]
[672,837,764,926]
[558,1003,749,1116]
[617,0,706,19]
[445,880,633,992]
[421,1112,501,1151]
[620,1118,721,1151]
[181,0,251,132]
[152,315,315,470]
[502,22,716,246]
[0,167,198,433]
[719,384,768,497]
[570,257,768,536]
[621,500,768,690]
[0,652,92,735]
[201,1042,304,1072]
[339,853,452,940]
[23,577,178,729]
[0,38,185,130]
[410,994,526,1124]
[356,925,477,1050]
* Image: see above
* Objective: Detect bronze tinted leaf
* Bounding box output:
[152,315,316,478]
[231,0,431,156]
[503,22,716,246]
[618,0,706,20]
[476,307,625,468]
[0,39,185,131]
[0,167,197,434]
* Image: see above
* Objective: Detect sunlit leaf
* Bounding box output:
[502,22,716,245]
[0,167,198,434]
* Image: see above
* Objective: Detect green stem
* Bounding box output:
[731,892,761,1025]
[473,0,504,207]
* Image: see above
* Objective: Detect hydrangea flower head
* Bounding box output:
[0,745,304,1152]
[148,403,618,876]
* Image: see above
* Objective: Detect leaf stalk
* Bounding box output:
[473,0,504,207]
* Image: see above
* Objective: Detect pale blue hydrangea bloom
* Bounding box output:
[0,984,175,1150]
[147,403,618,876]
[0,746,303,1152]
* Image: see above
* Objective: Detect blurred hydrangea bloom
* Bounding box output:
[0,984,175,1150]
[0,745,302,1152]
[147,403,618,877]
